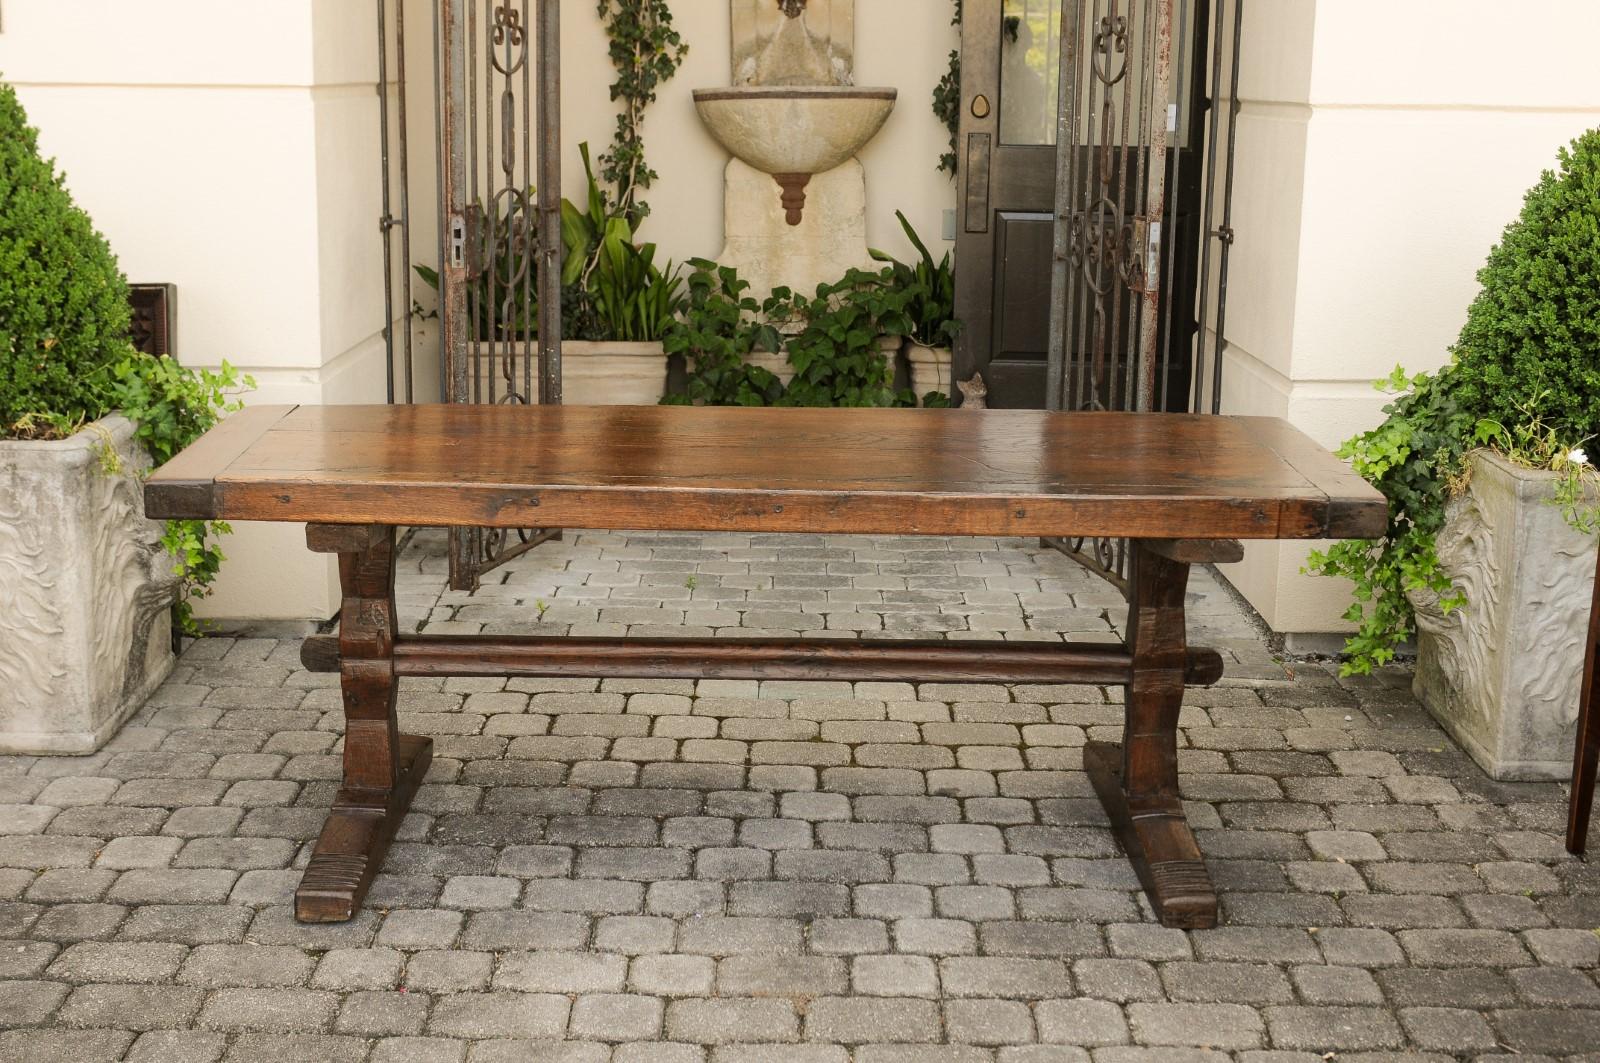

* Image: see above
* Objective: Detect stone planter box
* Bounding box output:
[1410,450,1599,779]
[904,342,952,405]
[471,340,668,405]
[749,349,795,387]
[0,416,178,754]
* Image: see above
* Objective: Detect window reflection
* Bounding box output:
[999,0,1060,145]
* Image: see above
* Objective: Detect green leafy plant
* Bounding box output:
[589,218,683,342]
[661,259,786,407]
[595,0,688,229]
[933,1,962,176]
[0,80,135,432]
[1306,367,1472,673]
[1308,130,1600,674]
[560,142,614,289]
[565,144,684,341]
[111,355,254,634]
[869,210,961,348]
[780,267,918,409]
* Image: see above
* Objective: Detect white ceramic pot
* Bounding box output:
[905,342,953,405]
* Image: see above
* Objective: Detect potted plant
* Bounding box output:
[558,144,684,404]
[870,210,961,407]
[417,143,684,405]
[1309,130,1600,780]
[0,82,247,753]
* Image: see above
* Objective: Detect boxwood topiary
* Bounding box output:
[1310,129,1600,673]
[0,78,134,433]
[1450,129,1600,441]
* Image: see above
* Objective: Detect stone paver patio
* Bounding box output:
[3,528,1599,1062]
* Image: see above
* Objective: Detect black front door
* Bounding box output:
[954,0,1211,411]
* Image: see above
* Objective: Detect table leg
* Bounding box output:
[296,524,432,922]
[1086,538,1218,929]
[1566,537,1600,855]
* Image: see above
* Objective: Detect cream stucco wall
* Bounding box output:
[1213,0,1600,641]
[0,0,405,621]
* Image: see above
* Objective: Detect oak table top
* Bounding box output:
[144,403,1385,541]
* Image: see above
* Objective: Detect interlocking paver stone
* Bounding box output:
[9,528,1600,1059]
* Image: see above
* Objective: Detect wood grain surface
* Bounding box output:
[144,404,1386,540]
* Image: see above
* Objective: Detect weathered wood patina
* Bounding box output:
[146,403,1385,928]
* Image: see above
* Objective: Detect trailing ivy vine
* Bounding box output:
[110,355,254,634]
[596,0,688,229]
[933,0,962,176]
[660,260,786,407]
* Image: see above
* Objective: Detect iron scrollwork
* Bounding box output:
[471,1,547,575]
[1055,0,1165,590]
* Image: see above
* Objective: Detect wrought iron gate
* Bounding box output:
[440,0,564,590]
[1043,0,1242,588]
[378,0,565,591]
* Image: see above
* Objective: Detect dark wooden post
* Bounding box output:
[1087,538,1237,928]
[1567,536,1600,855]
[296,524,433,922]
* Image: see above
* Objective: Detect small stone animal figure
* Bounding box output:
[957,373,988,409]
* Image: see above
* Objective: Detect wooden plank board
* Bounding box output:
[144,404,1386,540]
[141,404,297,520]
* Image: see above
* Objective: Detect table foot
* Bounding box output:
[1086,739,1218,929]
[296,733,432,922]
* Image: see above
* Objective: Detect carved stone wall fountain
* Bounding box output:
[694,0,895,297]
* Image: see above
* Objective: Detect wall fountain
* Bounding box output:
[694,0,896,298]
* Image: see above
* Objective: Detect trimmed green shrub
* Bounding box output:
[1449,129,1600,440]
[0,79,134,433]
[1310,129,1600,673]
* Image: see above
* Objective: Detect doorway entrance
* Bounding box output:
[953,0,1240,413]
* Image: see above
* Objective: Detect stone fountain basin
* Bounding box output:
[693,86,896,177]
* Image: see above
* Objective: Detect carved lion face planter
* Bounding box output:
[0,416,178,753]
[1409,450,1599,780]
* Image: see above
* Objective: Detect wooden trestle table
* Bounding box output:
[145,404,1386,929]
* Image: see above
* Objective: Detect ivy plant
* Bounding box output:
[660,259,786,407]
[110,355,254,634]
[779,267,918,409]
[1308,130,1600,674]
[595,0,688,229]
[933,0,963,176]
